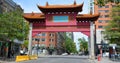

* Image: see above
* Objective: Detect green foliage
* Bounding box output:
[23,40,29,48]
[95,0,105,6]
[0,9,29,42]
[95,0,120,6]
[78,37,88,52]
[65,36,77,53]
[104,5,120,46]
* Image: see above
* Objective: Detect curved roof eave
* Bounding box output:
[37,3,83,13]
[76,13,100,21]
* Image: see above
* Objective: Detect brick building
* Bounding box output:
[94,1,116,44]
[32,32,57,48]
[94,0,117,56]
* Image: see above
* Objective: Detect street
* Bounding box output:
[18,55,91,63]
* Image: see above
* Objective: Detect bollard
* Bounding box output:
[97,54,101,62]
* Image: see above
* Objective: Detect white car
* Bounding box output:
[61,53,68,55]
[103,52,109,57]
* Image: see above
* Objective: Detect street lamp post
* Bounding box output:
[101,31,103,56]
[35,33,41,56]
[36,38,40,56]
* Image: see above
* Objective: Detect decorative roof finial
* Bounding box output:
[74,0,76,5]
[46,1,49,6]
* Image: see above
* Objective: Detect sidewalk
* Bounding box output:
[0,57,16,63]
[90,57,120,63]
[0,61,15,63]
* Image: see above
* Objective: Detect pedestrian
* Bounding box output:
[11,49,14,58]
[20,49,24,55]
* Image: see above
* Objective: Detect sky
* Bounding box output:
[73,32,88,51]
[13,0,89,14]
[13,0,89,51]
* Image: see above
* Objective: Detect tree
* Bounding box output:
[104,5,120,46]
[22,40,29,48]
[78,37,88,54]
[95,0,120,6]
[64,36,77,54]
[0,9,29,42]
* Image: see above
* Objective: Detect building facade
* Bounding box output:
[88,0,94,14]
[32,32,66,55]
[94,0,117,56]
[32,32,57,48]
[0,0,23,13]
[56,32,66,55]
[94,1,116,44]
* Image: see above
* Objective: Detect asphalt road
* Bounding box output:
[18,55,91,63]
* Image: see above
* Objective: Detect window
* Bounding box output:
[105,10,109,13]
[99,15,103,18]
[41,38,45,42]
[105,5,109,8]
[98,6,103,8]
[98,10,109,13]
[98,25,103,28]
[112,5,116,7]
[98,10,104,13]
[42,33,46,36]
[49,44,54,47]
[105,20,109,23]
[35,38,40,41]
[41,44,46,47]
[52,39,54,42]
[49,38,54,42]
[105,15,109,18]
[36,33,41,36]
[53,16,69,22]
[35,44,38,47]
[49,33,54,37]
[90,7,93,11]
[90,3,93,6]
[98,20,103,23]
[32,38,34,41]
[49,34,52,36]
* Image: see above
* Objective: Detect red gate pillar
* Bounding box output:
[28,23,33,55]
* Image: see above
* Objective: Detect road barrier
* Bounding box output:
[29,55,38,60]
[16,55,29,62]
[16,55,38,62]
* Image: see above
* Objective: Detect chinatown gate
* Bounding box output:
[23,1,99,59]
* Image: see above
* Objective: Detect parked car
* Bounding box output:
[61,53,68,56]
[78,52,84,56]
[103,52,109,57]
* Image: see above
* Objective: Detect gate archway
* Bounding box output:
[23,1,99,59]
